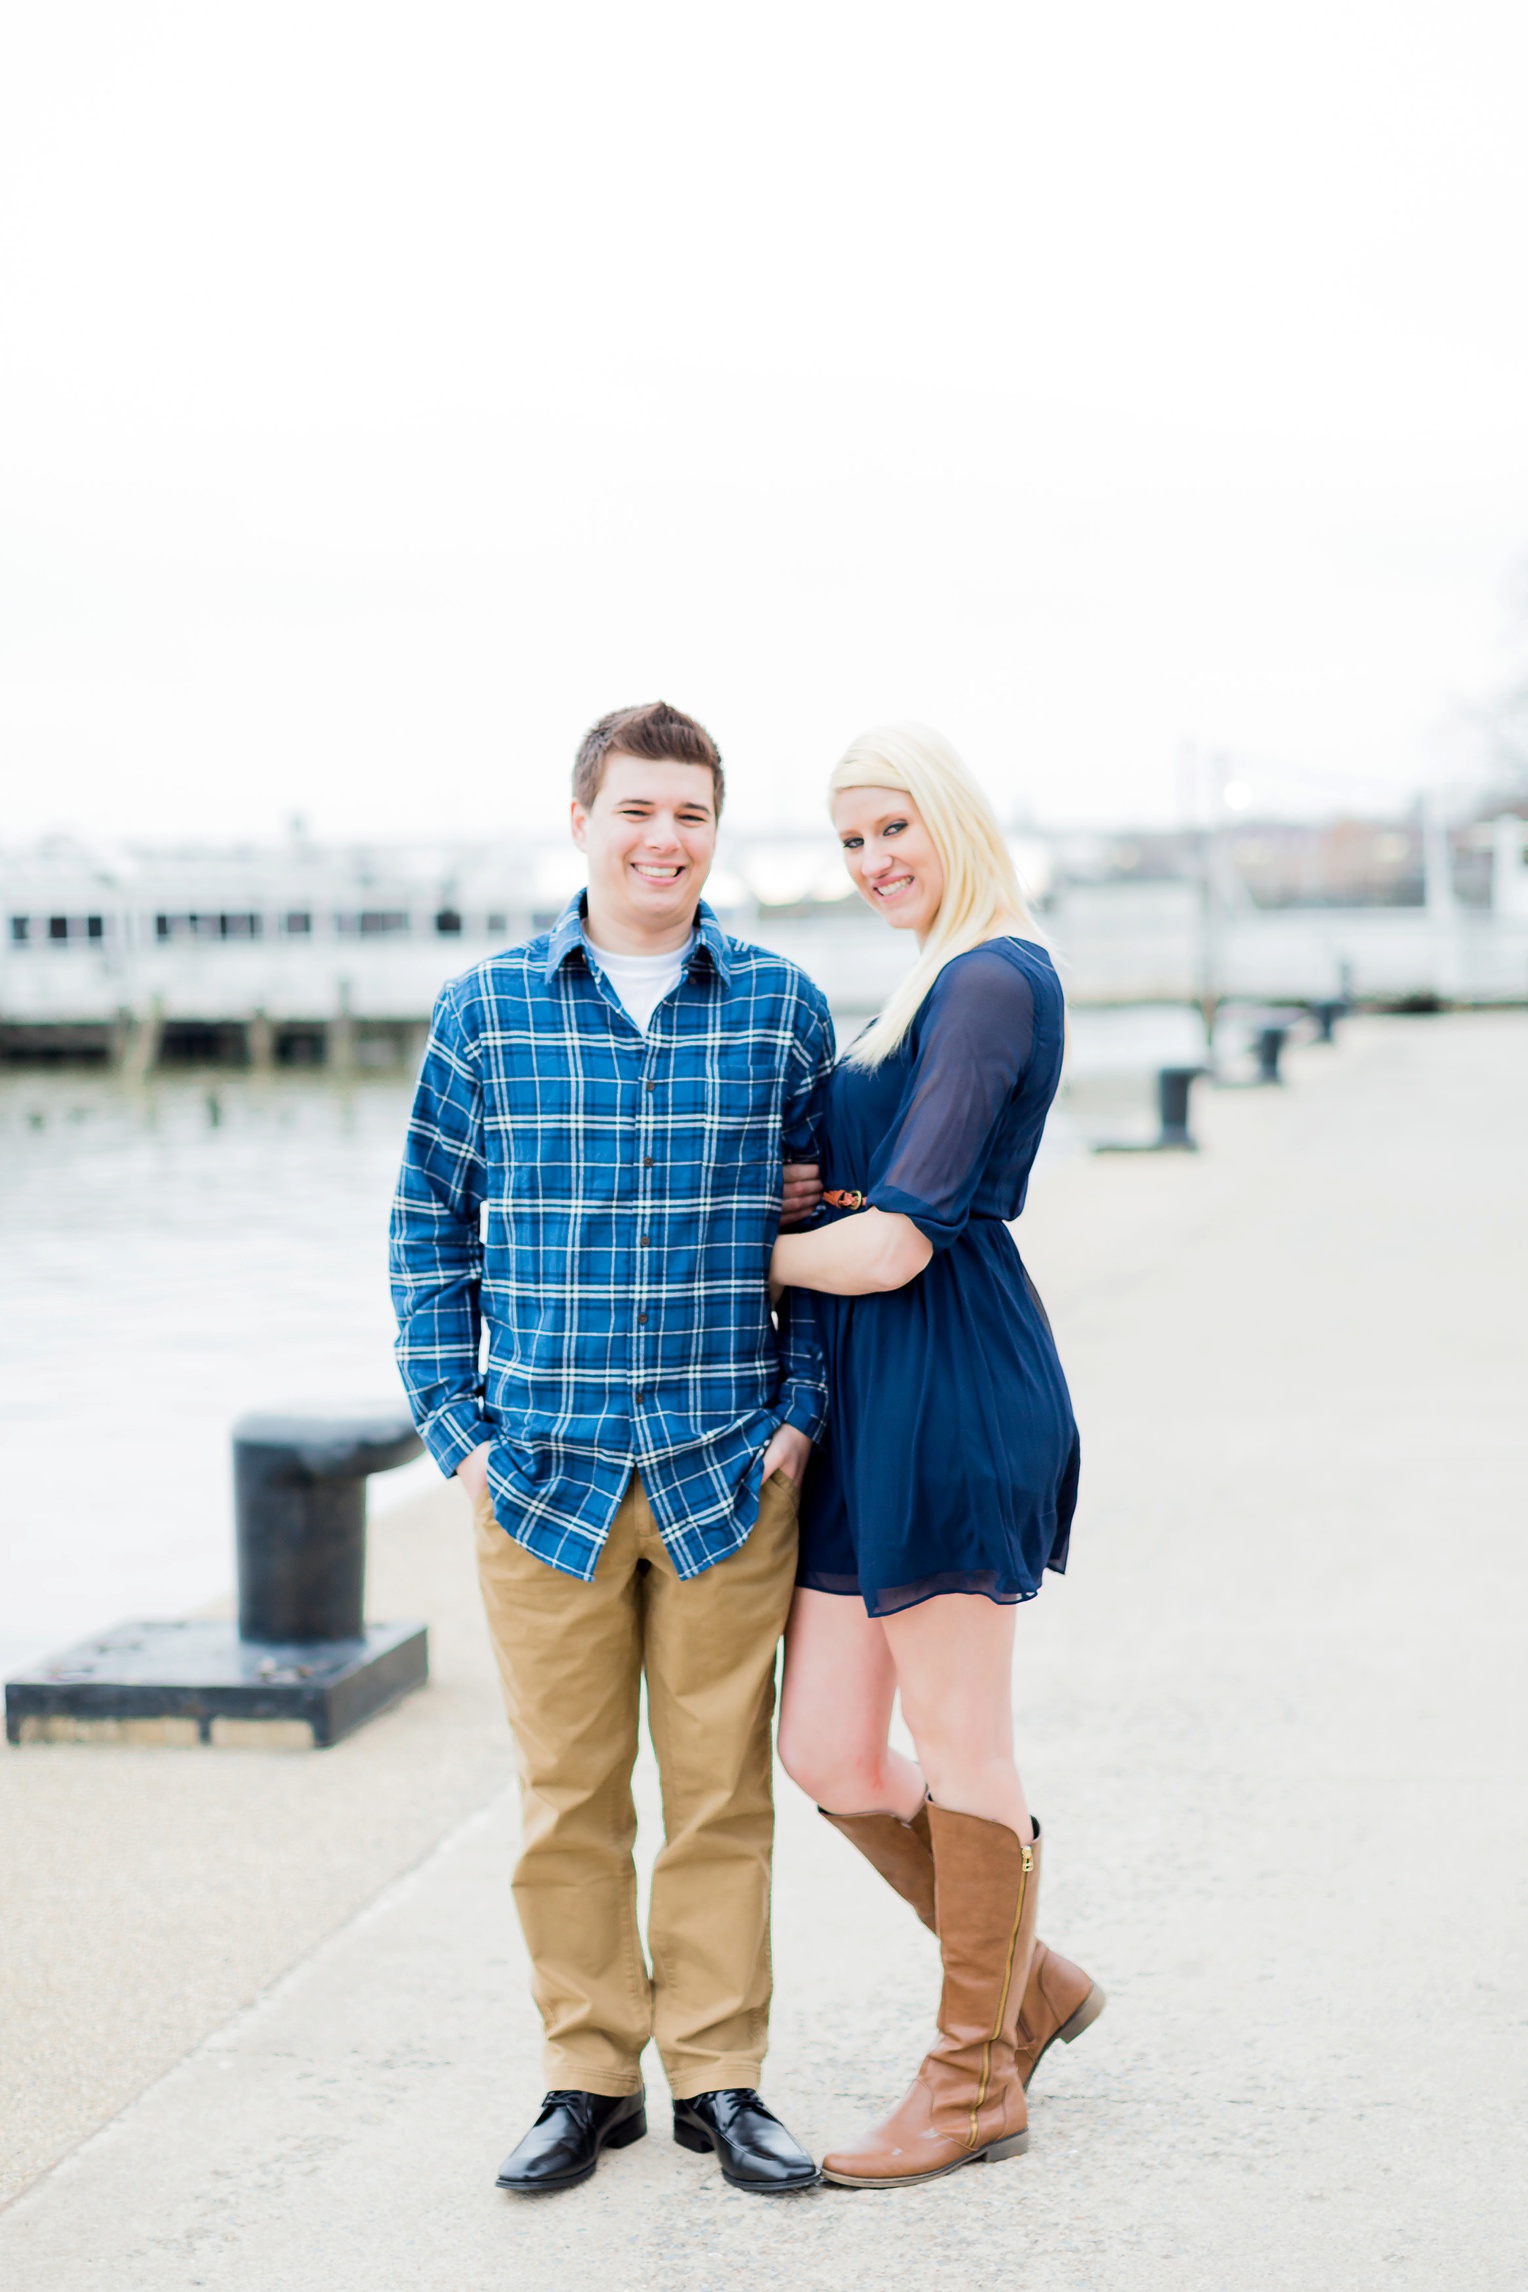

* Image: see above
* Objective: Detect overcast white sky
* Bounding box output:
[5,0,1528,843]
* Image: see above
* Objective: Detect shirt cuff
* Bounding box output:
[422,1402,494,1478]
[777,1383,827,1444]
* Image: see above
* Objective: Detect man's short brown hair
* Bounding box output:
[572,701,725,818]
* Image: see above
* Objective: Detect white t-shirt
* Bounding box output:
[585,933,695,1034]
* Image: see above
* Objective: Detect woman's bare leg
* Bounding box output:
[881,1595,1032,1842]
[777,1587,925,1819]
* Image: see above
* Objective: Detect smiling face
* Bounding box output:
[832,784,946,939]
[571,752,718,952]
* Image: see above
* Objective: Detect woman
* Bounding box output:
[770,723,1103,2190]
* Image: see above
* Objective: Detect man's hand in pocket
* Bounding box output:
[760,1424,811,1487]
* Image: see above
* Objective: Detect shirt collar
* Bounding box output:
[543,891,733,987]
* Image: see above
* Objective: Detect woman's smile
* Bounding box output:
[869,869,916,903]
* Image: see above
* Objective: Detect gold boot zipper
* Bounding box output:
[969,1845,1033,2147]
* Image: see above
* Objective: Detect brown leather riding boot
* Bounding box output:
[822,1805,1041,2188]
[818,1805,1105,2087]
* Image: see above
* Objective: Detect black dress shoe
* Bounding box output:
[672,2089,820,2193]
[495,2088,647,2193]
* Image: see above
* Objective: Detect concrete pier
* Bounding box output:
[1,1014,1524,2289]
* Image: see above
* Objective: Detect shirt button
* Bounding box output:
[645,1079,657,1093]
[637,1312,648,1325]
[639,1235,650,1247]
[643,1156,654,1168]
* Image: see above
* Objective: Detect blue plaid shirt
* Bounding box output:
[390,895,834,1580]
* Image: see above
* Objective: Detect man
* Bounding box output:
[390,700,832,2195]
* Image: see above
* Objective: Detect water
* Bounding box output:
[0,1004,1212,1670]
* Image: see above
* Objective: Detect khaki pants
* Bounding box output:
[474,1468,800,2099]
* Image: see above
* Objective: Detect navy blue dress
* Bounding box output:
[796,937,1079,1617]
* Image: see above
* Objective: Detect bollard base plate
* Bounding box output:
[1093,1136,1198,1154]
[5,1618,428,1750]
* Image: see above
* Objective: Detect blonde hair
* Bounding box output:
[831,722,1035,1068]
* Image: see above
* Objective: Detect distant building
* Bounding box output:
[3,808,1526,1065]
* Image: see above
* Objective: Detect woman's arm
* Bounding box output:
[770,1207,932,1298]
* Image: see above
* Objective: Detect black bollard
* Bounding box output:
[1157,1066,1201,1148]
[8,1404,429,1749]
[234,1410,422,1643]
[1095,1065,1204,1153]
[1254,1026,1287,1085]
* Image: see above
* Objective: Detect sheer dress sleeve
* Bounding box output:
[865,948,1036,1251]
